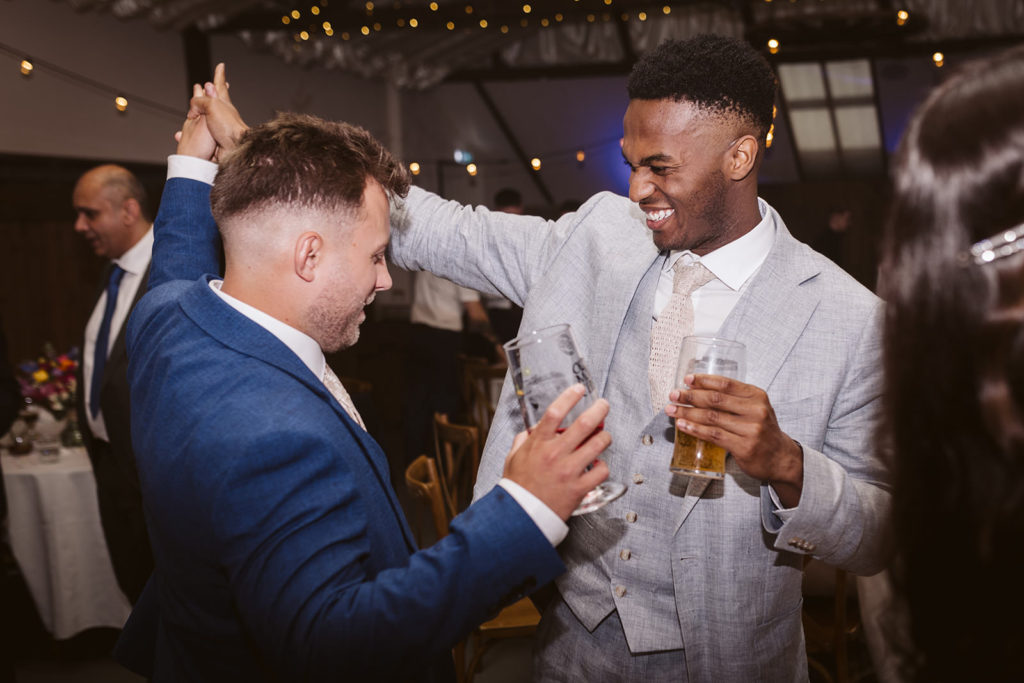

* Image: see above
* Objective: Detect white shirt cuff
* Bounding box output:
[768,485,796,523]
[497,478,569,547]
[167,154,218,185]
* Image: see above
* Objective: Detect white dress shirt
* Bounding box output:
[83,227,153,441]
[167,155,567,545]
[653,198,776,329]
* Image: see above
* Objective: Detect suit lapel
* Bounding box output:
[179,277,416,550]
[674,212,821,534]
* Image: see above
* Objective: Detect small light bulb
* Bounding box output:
[115,96,128,112]
[897,9,909,26]
[429,1,438,10]
[282,15,291,25]
[300,30,310,40]
[638,12,647,21]
[576,150,585,163]
[530,157,541,171]
[410,18,419,27]
[446,20,455,30]
[933,51,945,67]
[522,4,532,14]
[662,5,671,14]
[768,38,780,54]
[479,19,488,28]
[311,6,320,15]
[19,59,33,76]
[466,163,478,176]
[291,10,300,19]
[361,25,370,35]
[409,162,421,175]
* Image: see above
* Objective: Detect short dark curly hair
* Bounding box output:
[627,34,777,142]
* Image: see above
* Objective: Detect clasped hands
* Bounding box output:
[175,63,249,161]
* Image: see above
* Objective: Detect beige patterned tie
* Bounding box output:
[649,260,715,411]
[322,364,367,430]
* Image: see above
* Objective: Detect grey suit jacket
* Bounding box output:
[391,187,890,682]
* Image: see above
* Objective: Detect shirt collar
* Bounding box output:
[208,280,326,379]
[113,226,154,276]
[665,197,776,291]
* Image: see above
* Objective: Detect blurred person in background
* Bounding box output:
[72,164,154,603]
[879,43,1024,682]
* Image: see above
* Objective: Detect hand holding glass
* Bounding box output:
[670,336,746,479]
[504,324,626,515]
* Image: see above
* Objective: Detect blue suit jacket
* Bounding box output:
[121,177,564,682]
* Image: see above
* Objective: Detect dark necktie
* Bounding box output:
[90,265,125,419]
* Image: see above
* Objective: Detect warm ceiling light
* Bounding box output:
[638,11,647,20]
[446,20,455,29]
[465,5,473,14]
[115,96,128,112]
[409,162,421,175]
[933,51,945,67]
[282,15,291,24]
[897,9,909,22]
[324,27,334,36]
[662,5,671,14]
[522,4,532,14]
[322,21,331,30]
[500,24,509,32]
[365,1,373,9]
[479,19,487,28]
[429,1,438,10]
[409,18,419,27]
[311,6,320,15]
[530,157,542,170]
[466,163,478,176]
[361,25,370,35]
[373,22,381,30]
[541,17,549,26]
[586,13,595,22]
[555,13,563,21]
[576,150,585,163]
[604,0,612,4]
[342,31,351,39]
[397,18,405,26]
[299,30,310,40]
[19,59,33,76]
[520,18,528,26]
[291,10,300,19]
[767,38,780,54]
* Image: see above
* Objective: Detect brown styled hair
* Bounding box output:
[210,112,410,224]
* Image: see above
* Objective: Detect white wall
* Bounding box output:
[0,0,388,164]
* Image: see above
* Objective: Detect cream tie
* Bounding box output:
[649,260,715,411]
[322,364,367,430]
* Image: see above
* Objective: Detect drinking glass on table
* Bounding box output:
[670,336,746,479]
[504,324,626,515]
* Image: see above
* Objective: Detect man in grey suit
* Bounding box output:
[389,35,889,680]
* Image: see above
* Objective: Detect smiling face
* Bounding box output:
[622,98,757,254]
[307,179,393,352]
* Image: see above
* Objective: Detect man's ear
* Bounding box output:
[294,231,324,283]
[725,135,759,182]
[122,197,142,224]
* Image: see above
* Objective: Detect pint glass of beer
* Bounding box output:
[670,336,746,479]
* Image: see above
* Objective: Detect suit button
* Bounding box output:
[619,549,631,560]
[641,434,653,446]
[788,537,803,549]
[614,585,627,598]
[632,473,645,484]
[625,511,638,523]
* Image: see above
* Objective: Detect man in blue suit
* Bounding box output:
[122,77,611,681]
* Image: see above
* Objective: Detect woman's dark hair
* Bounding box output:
[879,44,1024,682]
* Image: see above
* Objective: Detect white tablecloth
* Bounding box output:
[2,446,132,639]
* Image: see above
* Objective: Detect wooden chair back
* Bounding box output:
[459,356,507,440]
[404,455,449,542]
[432,413,481,516]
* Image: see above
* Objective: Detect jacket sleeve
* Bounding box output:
[148,177,222,289]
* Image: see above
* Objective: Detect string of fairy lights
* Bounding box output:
[4,2,946,175]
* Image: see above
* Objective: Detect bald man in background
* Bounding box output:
[72,164,155,602]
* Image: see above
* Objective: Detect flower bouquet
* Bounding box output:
[16,343,84,448]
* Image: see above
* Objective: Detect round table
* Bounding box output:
[2,446,132,639]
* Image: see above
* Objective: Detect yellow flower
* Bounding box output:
[32,369,49,383]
